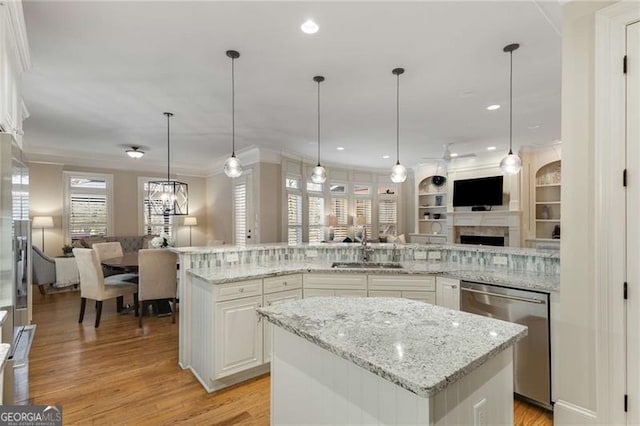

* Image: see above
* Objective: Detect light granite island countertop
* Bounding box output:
[258,297,527,425]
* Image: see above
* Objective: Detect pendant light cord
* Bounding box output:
[508,49,513,155]
[166,112,171,182]
[317,79,321,166]
[396,72,400,164]
[231,56,236,156]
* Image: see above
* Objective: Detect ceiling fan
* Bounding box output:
[421,143,477,163]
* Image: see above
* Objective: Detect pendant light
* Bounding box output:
[499,43,522,175]
[224,50,243,178]
[147,112,189,216]
[390,67,407,183]
[310,75,327,184]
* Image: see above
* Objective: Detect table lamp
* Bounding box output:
[32,216,54,252]
[183,216,198,246]
[325,215,338,242]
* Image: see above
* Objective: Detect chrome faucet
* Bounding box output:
[361,227,375,262]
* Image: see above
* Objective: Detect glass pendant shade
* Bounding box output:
[311,165,327,184]
[148,112,188,216]
[390,162,407,183]
[224,155,243,178]
[500,152,522,174]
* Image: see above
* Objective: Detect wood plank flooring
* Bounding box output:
[28,290,552,425]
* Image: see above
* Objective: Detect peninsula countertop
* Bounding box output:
[187,260,559,292]
[257,297,528,398]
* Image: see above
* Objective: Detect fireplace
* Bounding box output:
[459,235,505,246]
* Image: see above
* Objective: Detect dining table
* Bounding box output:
[101,252,177,316]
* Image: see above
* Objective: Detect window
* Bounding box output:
[355,198,372,239]
[354,185,370,196]
[331,198,348,241]
[307,182,323,193]
[308,196,324,243]
[378,199,398,236]
[287,193,302,245]
[285,177,300,190]
[12,170,29,221]
[65,173,112,242]
[234,180,248,246]
[330,183,347,194]
[141,179,174,237]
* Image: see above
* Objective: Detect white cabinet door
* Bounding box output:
[436,277,460,310]
[263,289,302,363]
[214,295,263,379]
[303,273,367,290]
[403,291,436,304]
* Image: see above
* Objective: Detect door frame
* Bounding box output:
[594,3,640,424]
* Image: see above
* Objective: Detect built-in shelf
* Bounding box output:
[536,183,561,188]
[536,219,561,222]
[535,201,561,205]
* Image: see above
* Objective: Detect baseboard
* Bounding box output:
[554,400,598,425]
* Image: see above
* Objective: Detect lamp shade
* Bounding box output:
[32,216,54,229]
[183,216,198,226]
[325,215,338,227]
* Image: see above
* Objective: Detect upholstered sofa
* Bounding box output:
[75,235,155,253]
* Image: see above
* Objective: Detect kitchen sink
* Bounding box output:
[331,262,403,269]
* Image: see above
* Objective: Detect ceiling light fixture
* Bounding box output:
[300,19,319,34]
[487,104,501,111]
[336,147,344,151]
[224,50,243,178]
[450,153,459,158]
[310,76,327,184]
[499,43,523,175]
[487,146,497,151]
[390,67,407,183]
[382,155,390,159]
[147,112,189,216]
[126,146,144,159]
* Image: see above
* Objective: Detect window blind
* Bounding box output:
[355,198,372,236]
[287,193,302,245]
[235,182,248,246]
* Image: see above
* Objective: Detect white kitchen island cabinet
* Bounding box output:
[259,297,527,425]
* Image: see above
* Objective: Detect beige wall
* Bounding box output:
[557,0,616,416]
[29,162,207,255]
[259,162,282,243]
[206,171,233,244]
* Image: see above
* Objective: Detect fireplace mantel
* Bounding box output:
[446,211,522,247]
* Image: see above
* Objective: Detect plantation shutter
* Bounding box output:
[308,196,324,243]
[235,182,248,246]
[287,193,302,245]
[355,198,372,237]
[378,199,398,236]
[331,198,348,240]
[70,194,108,239]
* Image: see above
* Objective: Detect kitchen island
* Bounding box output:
[258,297,527,425]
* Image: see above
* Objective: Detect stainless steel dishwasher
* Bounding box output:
[460,281,551,410]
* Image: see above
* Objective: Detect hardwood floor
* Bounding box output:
[29,290,552,425]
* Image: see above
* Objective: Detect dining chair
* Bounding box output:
[73,248,139,328]
[92,242,124,262]
[137,249,178,327]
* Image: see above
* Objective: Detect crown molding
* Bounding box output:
[4,1,31,72]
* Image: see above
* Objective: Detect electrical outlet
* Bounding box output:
[226,253,239,263]
[306,250,318,258]
[473,398,487,426]
[414,252,427,260]
[493,256,508,266]
[428,251,442,260]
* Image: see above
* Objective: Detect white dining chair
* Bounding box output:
[137,249,178,327]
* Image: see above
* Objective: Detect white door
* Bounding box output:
[627,20,640,425]
[263,289,302,363]
[436,277,460,310]
[214,295,263,379]
[233,172,253,246]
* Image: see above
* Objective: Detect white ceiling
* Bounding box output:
[21,1,562,176]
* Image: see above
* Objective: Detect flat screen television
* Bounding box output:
[453,176,504,207]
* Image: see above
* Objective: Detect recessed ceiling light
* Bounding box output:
[382,155,390,159]
[336,147,344,151]
[528,124,541,129]
[487,146,497,151]
[300,19,319,34]
[487,104,501,111]
[126,146,144,158]
[450,153,459,158]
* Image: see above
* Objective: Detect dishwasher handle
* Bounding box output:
[461,286,545,304]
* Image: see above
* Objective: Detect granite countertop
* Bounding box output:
[257,297,527,398]
[187,260,559,292]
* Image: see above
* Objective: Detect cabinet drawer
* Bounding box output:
[436,277,460,288]
[368,290,402,298]
[263,274,302,294]
[303,273,367,290]
[215,279,263,302]
[368,275,435,291]
[264,288,302,306]
[304,288,335,298]
[403,291,436,304]
[334,289,368,297]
